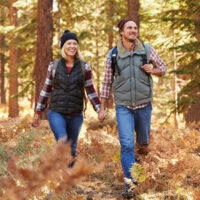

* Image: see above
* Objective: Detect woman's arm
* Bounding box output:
[32,62,54,127]
[84,63,101,112]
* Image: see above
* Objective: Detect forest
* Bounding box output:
[0,0,200,199]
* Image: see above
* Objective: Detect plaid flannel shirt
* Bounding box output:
[100,46,167,110]
[35,61,100,114]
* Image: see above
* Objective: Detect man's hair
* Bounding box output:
[118,18,135,32]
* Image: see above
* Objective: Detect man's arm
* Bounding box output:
[100,97,107,111]
[141,64,163,76]
[142,47,167,76]
[98,52,113,122]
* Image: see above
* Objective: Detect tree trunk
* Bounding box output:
[57,0,62,48]
[128,0,140,30]
[0,11,6,104]
[34,0,53,119]
[185,1,200,124]
[0,41,6,104]
[96,36,100,96]
[172,32,179,128]
[106,0,114,49]
[194,0,200,41]
[107,0,114,108]
[9,0,18,117]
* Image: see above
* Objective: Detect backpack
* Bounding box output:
[111,43,148,76]
[51,59,88,115]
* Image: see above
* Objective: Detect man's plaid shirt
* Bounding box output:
[35,61,101,114]
[100,46,167,110]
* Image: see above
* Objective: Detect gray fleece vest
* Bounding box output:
[49,58,84,114]
[113,39,153,107]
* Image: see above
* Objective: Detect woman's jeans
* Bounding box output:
[48,110,83,158]
[115,103,152,180]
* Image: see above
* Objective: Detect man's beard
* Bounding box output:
[128,38,136,42]
[124,35,136,43]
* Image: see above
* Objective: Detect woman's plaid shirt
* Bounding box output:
[100,46,167,110]
[35,62,101,114]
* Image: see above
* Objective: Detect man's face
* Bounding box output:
[120,21,138,42]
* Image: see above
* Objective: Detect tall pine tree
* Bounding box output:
[34,0,53,119]
[9,0,18,117]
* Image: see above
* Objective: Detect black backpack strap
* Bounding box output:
[111,46,120,76]
[51,59,60,89]
[80,60,86,80]
[142,43,153,96]
[79,60,87,117]
[52,59,60,79]
[142,43,148,65]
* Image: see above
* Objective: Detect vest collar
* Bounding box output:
[117,39,145,58]
[61,57,81,67]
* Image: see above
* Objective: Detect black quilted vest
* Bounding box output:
[49,58,84,114]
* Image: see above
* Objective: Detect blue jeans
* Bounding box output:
[48,110,83,157]
[115,103,152,180]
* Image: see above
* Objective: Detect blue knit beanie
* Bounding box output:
[60,30,79,48]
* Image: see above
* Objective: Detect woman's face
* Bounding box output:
[64,39,78,57]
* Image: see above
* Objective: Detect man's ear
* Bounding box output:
[119,30,123,37]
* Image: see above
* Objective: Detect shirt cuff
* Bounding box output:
[100,95,110,99]
[95,104,100,113]
[35,110,41,115]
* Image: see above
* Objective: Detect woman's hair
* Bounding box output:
[61,44,84,61]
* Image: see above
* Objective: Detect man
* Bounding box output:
[98,19,167,198]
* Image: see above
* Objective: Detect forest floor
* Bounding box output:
[0,103,200,200]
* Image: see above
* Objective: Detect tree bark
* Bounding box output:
[172,32,179,128]
[34,0,53,119]
[194,0,200,41]
[95,36,100,96]
[128,0,140,30]
[9,0,18,117]
[106,0,114,50]
[57,0,62,47]
[185,1,200,124]
[0,11,6,104]
[107,0,114,108]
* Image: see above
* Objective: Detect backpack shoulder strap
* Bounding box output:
[79,59,87,116]
[111,46,120,76]
[111,46,118,57]
[142,43,153,96]
[142,43,151,64]
[80,60,86,80]
[52,59,60,79]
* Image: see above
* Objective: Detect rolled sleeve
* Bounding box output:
[100,52,113,99]
[149,47,167,76]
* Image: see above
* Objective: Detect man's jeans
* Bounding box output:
[115,103,152,179]
[48,110,83,157]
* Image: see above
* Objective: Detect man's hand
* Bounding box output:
[141,64,163,76]
[32,113,40,127]
[98,98,108,122]
[141,64,153,74]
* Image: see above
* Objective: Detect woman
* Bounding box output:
[33,30,101,163]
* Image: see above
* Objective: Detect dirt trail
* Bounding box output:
[0,117,200,200]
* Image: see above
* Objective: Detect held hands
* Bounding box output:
[32,113,40,127]
[98,109,107,122]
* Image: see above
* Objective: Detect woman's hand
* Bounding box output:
[32,113,40,127]
[98,109,107,122]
